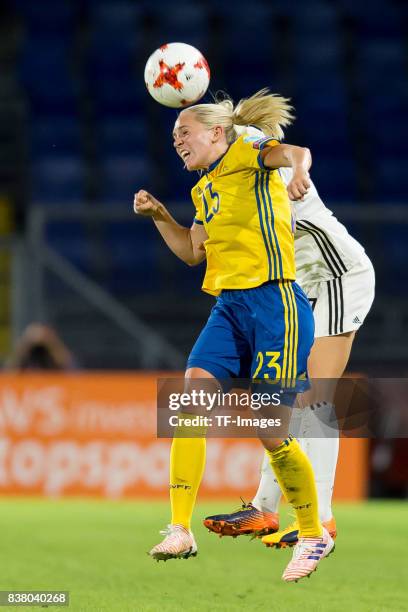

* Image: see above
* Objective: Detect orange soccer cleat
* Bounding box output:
[203,502,279,537]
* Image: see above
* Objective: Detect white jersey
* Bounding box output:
[235,125,375,337]
[237,126,367,286]
[278,167,366,286]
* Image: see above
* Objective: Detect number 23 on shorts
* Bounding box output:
[252,351,281,382]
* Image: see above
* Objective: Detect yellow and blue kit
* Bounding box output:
[192,135,296,296]
[187,135,314,397]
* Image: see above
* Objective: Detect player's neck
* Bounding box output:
[204,142,229,170]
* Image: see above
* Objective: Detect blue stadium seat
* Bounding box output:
[45,221,91,274]
[97,119,147,156]
[99,155,152,204]
[19,37,70,81]
[88,0,144,34]
[377,223,408,294]
[207,0,291,18]
[337,0,399,20]
[359,39,406,64]
[30,118,82,158]
[219,2,273,30]
[363,94,408,157]
[13,0,77,36]
[31,156,85,205]
[104,221,160,295]
[91,78,144,118]
[176,263,206,295]
[297,79,348,113]
[295,77,348,128]
[365,93,408,117]
[304,71,347,101]
[18,37,79,116]
[292,33,342,78]
[222,68,278,100]
[357,40,405,93]
[86,30,140,81]
[148,2,209,33]
[310,157,357,203]
[147,2,209,52]
[291,3,339,34]
[221,23,277,95]
[85,26,143,119]
[220,3,273,53]
[354,8,403,38]
[151,112,195,199]
[373,159,408,203]
[302,115,351,158]
[368,124,408,156]
[25,81,79,117]
[163,157,196,201]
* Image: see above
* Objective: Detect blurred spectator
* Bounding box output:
[5,323,76,371]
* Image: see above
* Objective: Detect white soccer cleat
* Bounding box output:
[282,526,335,582]
[149,524,198,562]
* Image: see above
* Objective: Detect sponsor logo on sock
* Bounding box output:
[170,484,192,490]
[293,503,311,510]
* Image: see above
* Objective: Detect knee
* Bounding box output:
[185,367,215,379]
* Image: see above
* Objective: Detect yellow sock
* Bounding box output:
[266,436,322,538]
[170,413,206,530]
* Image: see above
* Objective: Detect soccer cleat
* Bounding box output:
[262,516,337,549]
[203,502,279,537]
[282,527,335,582]
[149,524,197,561]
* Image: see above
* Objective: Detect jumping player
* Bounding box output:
[134,90,335,582]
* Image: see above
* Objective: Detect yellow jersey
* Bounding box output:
[191,134,296,296]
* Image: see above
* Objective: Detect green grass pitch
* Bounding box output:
[0,498,405,611]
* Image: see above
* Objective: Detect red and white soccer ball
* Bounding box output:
[144,42,210,108]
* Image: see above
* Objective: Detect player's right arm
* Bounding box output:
[134,190,207,266]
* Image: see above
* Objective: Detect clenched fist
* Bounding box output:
[286,170,311,202]
[134,190,164,220]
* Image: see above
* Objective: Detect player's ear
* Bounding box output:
[211,125,224,142]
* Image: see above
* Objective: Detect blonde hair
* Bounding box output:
[185,88,295,142]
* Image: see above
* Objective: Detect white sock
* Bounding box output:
[252,408,304,514]
[302,402,339,523]
[252,450,281,513]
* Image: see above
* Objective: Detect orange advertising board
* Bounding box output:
[0,373,367,500]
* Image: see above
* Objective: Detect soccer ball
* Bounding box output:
[144,42,210,108]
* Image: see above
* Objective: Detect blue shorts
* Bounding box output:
[187,280,314,403]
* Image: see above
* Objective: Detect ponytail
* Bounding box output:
[185,88,294,141]
[232,88,294,140]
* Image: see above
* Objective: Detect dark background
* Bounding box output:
[0,0,407,498]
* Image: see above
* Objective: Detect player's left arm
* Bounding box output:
[261,144,312,201]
